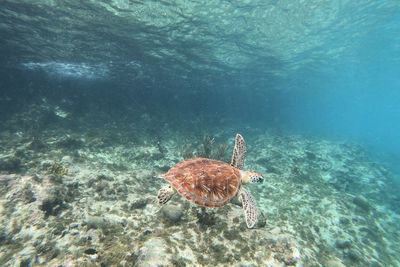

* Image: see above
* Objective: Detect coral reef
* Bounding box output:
[180,143,195,160]
[179,135,230,162]
[201,135,215,158]
[212,143,230,162]
[48,161,68,178]
[161,204,184,223]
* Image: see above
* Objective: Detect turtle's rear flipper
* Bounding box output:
[239,189,258,228]
[158,185,175,204]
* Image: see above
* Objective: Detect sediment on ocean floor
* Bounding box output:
[0,120,399,266]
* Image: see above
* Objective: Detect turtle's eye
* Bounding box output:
[250,173,263,184]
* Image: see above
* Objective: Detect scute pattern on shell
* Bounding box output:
[163,158,241,207]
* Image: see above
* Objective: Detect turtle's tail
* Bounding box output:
[153,174,165,179]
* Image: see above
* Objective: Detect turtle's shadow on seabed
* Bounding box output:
[158,199,218,229]
[157,192,266,232]
[157,198,230,231]
[195,207,217,230]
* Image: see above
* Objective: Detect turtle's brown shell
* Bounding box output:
[163,158,241,207]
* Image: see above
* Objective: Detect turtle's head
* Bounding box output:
[241,170,264,184]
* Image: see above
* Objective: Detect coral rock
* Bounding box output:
[161,204,183,223]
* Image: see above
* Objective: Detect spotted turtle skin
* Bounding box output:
[162,158,242,207]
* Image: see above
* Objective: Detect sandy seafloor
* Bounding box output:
[0,105,399,267]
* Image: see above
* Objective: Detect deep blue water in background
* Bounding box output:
[1,1,400,173]
[270,11,400,174]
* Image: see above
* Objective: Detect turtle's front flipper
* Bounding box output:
[239,189,258,228]
[158,185,175,204]
[231,134,246,170]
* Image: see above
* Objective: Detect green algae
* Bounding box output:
[99,243,135,266]
[0,242,24,266]
[223,229,241,241]
[34,239,60,261]
[48,161,68,179]
[171,255,187,267]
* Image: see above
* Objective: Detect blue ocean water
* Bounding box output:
[1,1,400,266]
[271,11,400,174]
[2,1,398,163]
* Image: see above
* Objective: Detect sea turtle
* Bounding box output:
[156,134,263,228]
